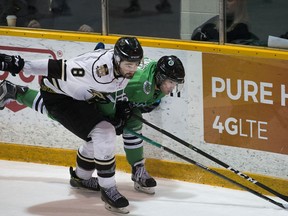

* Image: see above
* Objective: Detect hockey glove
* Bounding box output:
[113,101,133,135]
[0,54,24,76]
[139,100,161,113]
[113,118,126,135]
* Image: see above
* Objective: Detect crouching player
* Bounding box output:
[0,54,185,208]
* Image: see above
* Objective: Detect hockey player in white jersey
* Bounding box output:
[0,37,143,214]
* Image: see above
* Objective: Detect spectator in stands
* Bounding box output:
[78,24,94,32]
[0,0,38,27]
[191,0,259,44]
[49,0,70,15]
[27,19,41,28]
[280,31,288,39]
[124,0,171,14]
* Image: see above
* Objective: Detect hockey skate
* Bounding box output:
[0,80,28,110]
[69,167,100,191]
[132,160,157,194]
[0,54,24,76]
[101,186,129,214]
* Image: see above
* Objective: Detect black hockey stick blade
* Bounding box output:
[133,114,288,203]
[125,129,287,210]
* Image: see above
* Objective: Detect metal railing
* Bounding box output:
[219,0,225,44]
[101,0,109,35]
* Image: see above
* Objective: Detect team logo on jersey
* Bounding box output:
[87,89,109,103]
[96,64,108,77]
[143,81,152,95]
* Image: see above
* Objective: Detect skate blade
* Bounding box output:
[134,182,155,195]
[104,203,129,214]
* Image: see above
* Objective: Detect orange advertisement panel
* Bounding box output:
[203,53,288,155]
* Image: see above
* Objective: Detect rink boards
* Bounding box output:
[0,28,287,195]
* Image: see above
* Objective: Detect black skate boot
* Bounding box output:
[101,186,129,214]
[69,167,100,191]
[0,80,28,110]
[132,160,157,194]
[0,54,24,76]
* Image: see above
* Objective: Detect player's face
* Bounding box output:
[226,0,238,15]
[159,79,177,95]
[119,61,139,79]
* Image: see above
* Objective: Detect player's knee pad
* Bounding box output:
[79,140,94,158]
[89,121,116,175]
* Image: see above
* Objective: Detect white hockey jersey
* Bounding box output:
[26,49,129,102]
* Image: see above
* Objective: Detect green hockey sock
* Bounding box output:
[124,146,144,166]
[16,88,39,109]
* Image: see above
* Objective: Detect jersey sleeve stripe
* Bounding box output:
[62,60,67,81]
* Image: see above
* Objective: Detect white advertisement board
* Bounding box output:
[0,35,287,179]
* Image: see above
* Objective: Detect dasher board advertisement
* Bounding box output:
[203,53,288,155]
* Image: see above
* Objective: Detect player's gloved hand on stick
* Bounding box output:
[113,101,133,135]
[139,100,161,113]
[113,119,126,136]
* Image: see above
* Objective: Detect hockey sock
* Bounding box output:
[16,88,38,109]
[124,146,144,166]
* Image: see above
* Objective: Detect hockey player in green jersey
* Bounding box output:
[97,55,185,194]
[0,55,185,196]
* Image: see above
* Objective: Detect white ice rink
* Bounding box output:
[0,160,287,216]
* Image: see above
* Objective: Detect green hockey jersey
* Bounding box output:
[97,59,165,130]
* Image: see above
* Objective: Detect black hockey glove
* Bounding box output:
[113,118,126,136]
[0,54,24,76]
[139,100,161,113]
[113,101,133,135]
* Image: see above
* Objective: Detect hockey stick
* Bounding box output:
[133,114,288,203]
[125,128,287,209]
